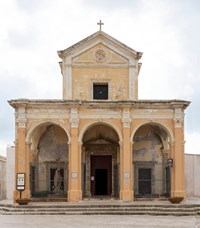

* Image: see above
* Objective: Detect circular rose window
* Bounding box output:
[95,49,106,62]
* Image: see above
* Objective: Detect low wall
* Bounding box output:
[185,154,200,198]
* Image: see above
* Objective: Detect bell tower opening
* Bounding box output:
[93,83,108,100]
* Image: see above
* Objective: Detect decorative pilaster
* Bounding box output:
[129,60,138,100]
[14,106,30,200]
[63,57,72,99]
[120,108,133,201]
[173,107,185,197]
[68,107,81,202]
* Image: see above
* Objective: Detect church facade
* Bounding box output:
[9,29,190,202]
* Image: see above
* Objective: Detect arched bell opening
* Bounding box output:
[81,123,120,198]
[29,123,69,199]
[132,123,171,199]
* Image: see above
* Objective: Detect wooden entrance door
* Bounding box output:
[138,168,152,196]
[91,155,112,195]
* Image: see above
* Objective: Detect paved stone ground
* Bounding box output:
[0,215,199,228]
[1,199,200,227]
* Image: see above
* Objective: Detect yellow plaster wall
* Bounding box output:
[72,68,129,100]
[72,44,129,100]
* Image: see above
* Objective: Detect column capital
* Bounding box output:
[122,109,131,128]
[174,118,183,128]
[17,118,27,128]
[70,108,79,128]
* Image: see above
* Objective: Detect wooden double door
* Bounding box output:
[91,155,112,196]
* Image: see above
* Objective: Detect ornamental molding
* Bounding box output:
[17,118,27,128]
[174,118,183,128]
[94,49,106,62]
[70,108,79,128]
[122,121,131,128]
[122,109,131,128]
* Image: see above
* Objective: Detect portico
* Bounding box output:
[9,27,189,202]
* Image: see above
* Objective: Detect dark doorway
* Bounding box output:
[95,169,108,195]
[138,168,152,196]
[91,155,112,195]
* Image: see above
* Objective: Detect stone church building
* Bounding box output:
[9,27,190,202]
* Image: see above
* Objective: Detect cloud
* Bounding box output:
[0,0,200,155]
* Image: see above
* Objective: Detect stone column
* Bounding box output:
[162,148,170,194]
[120,108,133,201]
[169,141,175,196]
[68,108,82,202]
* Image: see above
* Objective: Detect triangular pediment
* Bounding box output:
[58,31,142,61]
[72,44,128,65]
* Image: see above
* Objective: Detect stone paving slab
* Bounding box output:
[0,215,199,228]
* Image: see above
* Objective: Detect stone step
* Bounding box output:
[1,204,200,216]
[0,206,196,212]
[0,210,197,216]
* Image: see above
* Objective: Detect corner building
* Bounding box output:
[9,30,190,202]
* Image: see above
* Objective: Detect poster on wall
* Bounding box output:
[16,173,25,191]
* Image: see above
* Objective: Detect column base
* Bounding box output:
[171,190,185,198]
[68,190,82,202]
[120,190,133,201]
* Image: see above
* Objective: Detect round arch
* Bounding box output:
[25,120,71,144]
[78,120,123,143]
[130,120,175,143]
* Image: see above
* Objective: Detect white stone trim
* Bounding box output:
[25,120,71,143]
[63,56,72,99]
[129,65,137,100]
[130,120,175,142]
[78,120,123,143]
[70,108,79,128]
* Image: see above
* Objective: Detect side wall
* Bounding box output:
[0,155,6,200]
[6,147,15,199]
[185,154,200,198]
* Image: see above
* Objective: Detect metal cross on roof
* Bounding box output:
[97,20,104,31]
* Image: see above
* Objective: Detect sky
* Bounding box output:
[0,0,200,156]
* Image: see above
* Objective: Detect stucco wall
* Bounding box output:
[0,155,6,200]
[185,154,200,198]
[6,146,15,199]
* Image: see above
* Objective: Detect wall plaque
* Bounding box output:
[16,173,25,191]
[124,172,130,178]
[71,172,78,179]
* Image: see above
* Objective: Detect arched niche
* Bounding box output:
[132,123,171,198]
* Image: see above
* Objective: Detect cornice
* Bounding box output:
[8,99,190,110]
[57,31,142,60]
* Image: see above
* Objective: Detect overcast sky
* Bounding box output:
[0,0,200,156]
